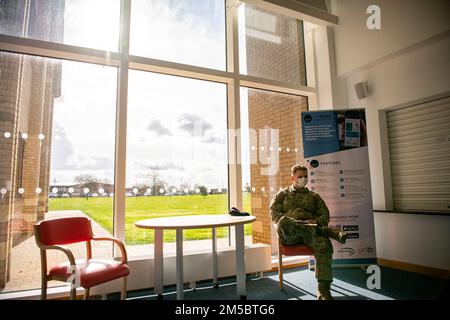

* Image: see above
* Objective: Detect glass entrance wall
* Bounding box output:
[0,0,317,293]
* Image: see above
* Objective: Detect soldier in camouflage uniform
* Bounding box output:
[269,164,348,300]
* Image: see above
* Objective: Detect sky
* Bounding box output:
[49,0,253,191]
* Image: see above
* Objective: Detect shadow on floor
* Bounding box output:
[106,265,449,300]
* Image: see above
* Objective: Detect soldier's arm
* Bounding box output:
[290,207,315,220]
[269,190,286,223]
[314,194,330,226]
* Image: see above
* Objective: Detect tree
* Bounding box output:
[147,170,167,195]
[135,183,151,195]
[198,185,208,197]
[74,174,99,195]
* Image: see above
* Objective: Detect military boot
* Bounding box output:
[318,226,348,244]
[317,281,334,300]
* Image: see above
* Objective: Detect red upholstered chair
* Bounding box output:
[34,216,129,300]
[274,222,315,290]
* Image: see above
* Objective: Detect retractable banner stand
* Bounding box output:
[301,109,377,266]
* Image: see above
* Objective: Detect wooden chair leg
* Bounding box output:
[40,250,48,300]
[278,237,284,290]
[41,279,47,300]
[121,277,127,300]
[84,288,90,300]
[70,287,77,300]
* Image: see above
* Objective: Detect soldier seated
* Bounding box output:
[270,164,348,300]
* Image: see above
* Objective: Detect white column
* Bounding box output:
[113,0,131,255]
[226,0,243,248]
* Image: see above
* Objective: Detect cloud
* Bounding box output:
[146,118,172,136]
[50,125,75,170]
[50,125,113,171]
[140,162,185,171]
[70,155,113,170]
[201,128,227,144]
[178,113,213,136]
[201,134,226,144]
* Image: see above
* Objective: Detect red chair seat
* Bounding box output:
[281,244,314,256]
[49,259,130,289]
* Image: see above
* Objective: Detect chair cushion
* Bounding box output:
[48,259,130,288]
[281,244,314,256]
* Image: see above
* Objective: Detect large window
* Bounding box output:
[238,3,307,86]
[125,71,231,249]
[0,52,117,293]
[240,87,308,252]
[0,0,120,51]
[130,0,226,70]
[0,0,321,294]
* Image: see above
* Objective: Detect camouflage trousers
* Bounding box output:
[277,217,333,282]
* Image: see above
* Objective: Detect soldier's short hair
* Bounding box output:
[291,164,308,175]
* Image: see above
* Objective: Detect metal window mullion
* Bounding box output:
[239,75,316,97]
[113,0,131,250]
[243,0,338,26]
[226,0,243,246]
[0,38,317,97]
[129,55,233,84]
[128,53,317,96]
[0,34,121,67]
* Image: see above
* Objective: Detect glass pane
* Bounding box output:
[126,71,230,255]
[0,51,117,293]
[130,0,226,70]
[238,3,307,86]
[240,87,308,254]
[0,0,120,51]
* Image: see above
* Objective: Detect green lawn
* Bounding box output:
[48,193,252,245]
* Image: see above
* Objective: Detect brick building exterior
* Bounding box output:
[0,0,63,289]
[244,5,308,252]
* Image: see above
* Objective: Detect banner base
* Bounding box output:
[332,258,377,268]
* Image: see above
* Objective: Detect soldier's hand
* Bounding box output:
[285,210,297,218]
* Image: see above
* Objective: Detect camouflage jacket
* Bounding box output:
[269,185,330,227]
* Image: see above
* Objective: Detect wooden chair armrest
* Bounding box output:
[39,244,77,268]
[92,237,128,264]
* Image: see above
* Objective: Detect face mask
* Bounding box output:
[296,177,308,188]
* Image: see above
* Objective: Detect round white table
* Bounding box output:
[135,214,256,300]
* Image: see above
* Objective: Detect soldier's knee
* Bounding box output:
[313,236,333,254]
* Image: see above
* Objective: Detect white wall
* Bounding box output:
[328,0,450,269]
[330,0,450,76]
[374,212,450,270]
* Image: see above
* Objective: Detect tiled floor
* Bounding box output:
[116,266,449,300]
[1,210,252,293]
